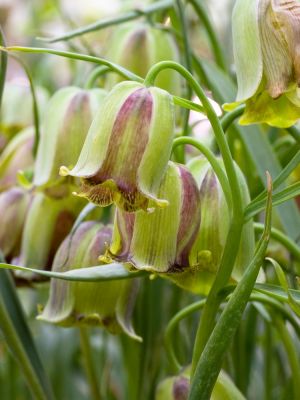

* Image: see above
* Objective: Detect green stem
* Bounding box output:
[220,105,245,132]
[287,126,300,144]
[254,223,300,261]
[85,66,110,89]
[79,328,101,400]
[0,26,7,110]
[175,0,192,138]
[164,299,207,373]
[145,61,244,375]
[39,0,174,43]
[187,0,227,71]
[8,54,40,157]
[273,317,300,399]
[1,46,143,83]
[172,137,232,210]
[188,173,272,400]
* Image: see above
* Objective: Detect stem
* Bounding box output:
[287,126,300,144]
[273,317,300,399]
[145,61,244,374]
[220,105,245,132]
[175,0,192,138]
[8,54,40,157]
[254,223,300,261]
[187,0,227,71]
[79,328,102,400]
[188,173,272,400]
[172,137,232,210]
[39,0,174,43]
[164,299,207,373]
[85,66,110,89]
[1,46,143,83]
[0,26,7,110]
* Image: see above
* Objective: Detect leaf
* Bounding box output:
[0,270,54,399]
[255,283,300,302]
[0,262,146,282]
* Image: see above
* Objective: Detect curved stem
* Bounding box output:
[164,299,207,373]
[85,66,110,89]
[189,177,272,399]
[79,328,102,400]
[145,60,244,375]
[220,105,245,132]
[39,0,174,43]
[187,0,227,71]
[273,317,300,399]
[254,223,300,261]
[0,26,7,110]
[172,137,232,209]
[287,126,300,144]
[8,54,40,157]
[1,46,143,83]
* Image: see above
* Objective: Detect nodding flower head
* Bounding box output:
[60,81,175,212]
[225,0,300,127]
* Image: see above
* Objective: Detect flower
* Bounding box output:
[187,157,255,294]
[34,86,107,195]
[100,161,202,288]
[60,81,175,212]
[224,0,300,127]
[0,187,31,260]
[104,22,181,95]
[0,127,34,192]
[16,192,84,270]
[38,221,140,340]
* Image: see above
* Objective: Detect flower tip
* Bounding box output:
[59,165,70,177]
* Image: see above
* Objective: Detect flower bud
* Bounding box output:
[34,86,107,193]
[60,81,175,212]
[38,221,140,340]
[225,0,300,127]
[16,193,84,270]
[0,82,48,137]
[155,368,245,400]
[104,22,181,95]
[0,127,34,192]
[187,158,255,294]
[0,187,31,260]
[101,162,201,278]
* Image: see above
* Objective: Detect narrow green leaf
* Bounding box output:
[0,270,54,400]
[255,283,300,303]
[0,263,146,282]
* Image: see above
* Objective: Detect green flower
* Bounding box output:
[60,81,175,212]
[38,221,140,340]
[34,86,107,194]
[224,0,300,127]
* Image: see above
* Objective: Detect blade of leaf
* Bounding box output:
[0,270,54,400]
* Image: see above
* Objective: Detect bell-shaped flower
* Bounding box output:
[0,127,34,192]
[0,81,48,137]
[38,221,140,340]
[16,192,84,270]
[104,22,181,95]
[60,81,175,212]
[33,86,107,195]
[224,0,300,127]
[0,187,31,260]
[100,162,202,286]
[187,158,255,294]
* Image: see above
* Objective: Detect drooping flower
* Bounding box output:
[187,157,255,294]
[104,22,181,95]
[16,192,84,270]
[100,161,202,290]
[34,86,107,196]
[0,187,31,260]
[0,127,34,192]
[224,0,300,127]
[60,81,175,212]
[38,221,140,340]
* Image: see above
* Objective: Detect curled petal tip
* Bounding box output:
[59,166,70,177]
